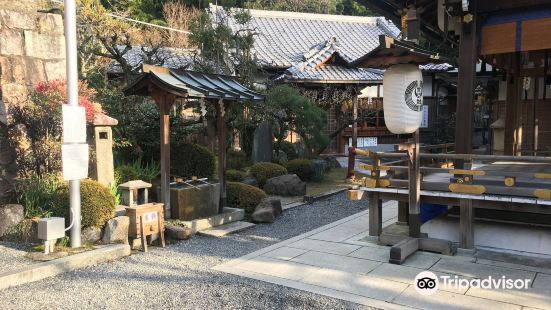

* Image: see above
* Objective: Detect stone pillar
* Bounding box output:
[252,121,273,163]
[92,113,118,187]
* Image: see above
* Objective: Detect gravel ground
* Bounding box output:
[0,193,375,310]
[0,242,34,273]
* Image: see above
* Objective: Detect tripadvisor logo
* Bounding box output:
[414,271,532,296]
[414,271,439,295]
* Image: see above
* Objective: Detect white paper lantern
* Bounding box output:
[383,64,424,134]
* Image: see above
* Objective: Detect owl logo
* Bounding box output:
[405,80,423,112]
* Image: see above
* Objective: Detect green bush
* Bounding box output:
[285,159,314,181]
[250,162,287,187]
[226,182,267,214]
[226,169,246,182]
[53,179,115,228]
[227,149,251,170]
[13,173,61,218]
[115,165,139,184]
[280,141,298,160]
[171,142,215,179]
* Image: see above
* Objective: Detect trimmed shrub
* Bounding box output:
[250,162,287,188]
[115,165,139,184]
[226,169,246,182]
[53,179,115,228]
[227,149,251,170]
[285,159,314,181]
[280,141,298,160]
[171,142,215,179]
[226,182,267,214]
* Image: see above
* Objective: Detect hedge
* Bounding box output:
[226,182,267,214]
[53,179,115,228]
[171,142,215,179]
[226,169,246,182]
[115,165,139,184]
[250,162,287,188]
[280,141,298,160]
[227,149,251,171]
[285,159,314,181]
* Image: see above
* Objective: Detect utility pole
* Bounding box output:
[64,0,82,248]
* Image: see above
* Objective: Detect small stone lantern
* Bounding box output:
[92,113,118,187]
[119,180,152,207]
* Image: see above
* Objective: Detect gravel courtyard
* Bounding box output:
[0,193,375,310]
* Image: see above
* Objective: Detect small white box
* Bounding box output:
[38,217,66,240]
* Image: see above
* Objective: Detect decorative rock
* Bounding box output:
[241,176,259,187]
[165,225,193,240]
[0,204,24,237]
[251,199,282,223]
[102,216,129,244]
[264,174,306,197]
[81,226,102,244]
[325,156,341,168]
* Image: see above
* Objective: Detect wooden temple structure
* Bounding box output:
[347,0,551,264]
[125,65,264,218]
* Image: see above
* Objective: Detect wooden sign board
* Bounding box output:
[125,203,165,252]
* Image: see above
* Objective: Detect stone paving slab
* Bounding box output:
[287,238,361,255]
[430,258,536,281]
[260,246,308,261]
[394,286,522,310]
[301,268,409,302]
[291,250,382,275]
[475,258,551,275]
[213,203,551,310]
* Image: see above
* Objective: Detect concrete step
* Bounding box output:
[198,221,255,237]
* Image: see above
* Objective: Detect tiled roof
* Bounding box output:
[209,5,401,69]
[107,46,194,74]
[280,65,384,83]
[419,63,454,72]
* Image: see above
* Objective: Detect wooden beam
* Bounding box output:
[459,199,475,249]
[454,3,478,167]
[154,93,174,219]
[352,94,358,149]
[408,130,421,237]
[217,100,229,213]
[398,201,409,224]
[504,53,521,155]
[368,192,382,237]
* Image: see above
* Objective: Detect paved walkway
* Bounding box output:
[214,202,551,310]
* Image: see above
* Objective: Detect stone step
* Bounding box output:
[198,221,255,237]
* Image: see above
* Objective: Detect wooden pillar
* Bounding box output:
[504,53,521,155]
[217,100,228,213]
[459,199,474,249]
[454,5,478,168]
[368,192,382,236]
[408,130,421,237]
[398,201,409,225]
[157,94,173,219]
[352,94,358,149]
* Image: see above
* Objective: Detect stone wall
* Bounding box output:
[0,0,66,202]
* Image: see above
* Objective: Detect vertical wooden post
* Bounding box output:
[398,201,409,225]
[454,3,478,168]
[217,100,228,213]
[459,199,474,249]
[352,93,358,149]
[408,130,421,237]
[504,53,521,155]
[368,192,382,237]
[158,95,172,219]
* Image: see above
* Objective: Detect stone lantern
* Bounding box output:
[92,113,118,186]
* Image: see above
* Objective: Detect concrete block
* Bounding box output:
[389,238,419,265]
[183,207,244,233]
[198,221,255,237]
[0,244,130,290]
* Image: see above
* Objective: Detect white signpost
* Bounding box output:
[64,0,85,248]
